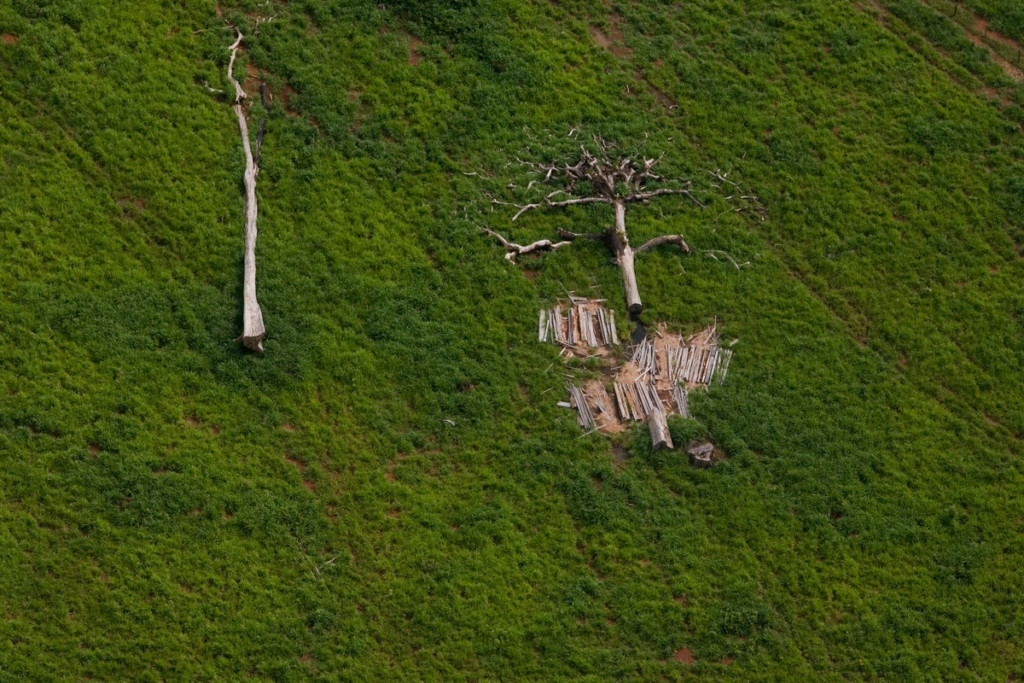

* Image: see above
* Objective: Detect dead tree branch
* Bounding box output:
[635,235,692,254]
[479,227,572,261]
[557,228,608,240]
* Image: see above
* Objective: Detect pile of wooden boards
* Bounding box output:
[612,381,660,421]
[631,337,657,379]
[567,385,596,430]
[539,299,619,348]
[666,340,733,385]
[557,323,736,450]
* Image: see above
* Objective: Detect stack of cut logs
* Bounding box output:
[539,299,618,348]
[666,343,733,385]
[612,381,660,421]
[560,327,735,449]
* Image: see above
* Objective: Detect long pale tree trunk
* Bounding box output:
[608,199,643,314]
[228,31,266,352]
[236,106,265,351]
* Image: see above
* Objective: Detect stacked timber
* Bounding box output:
[673,384,689,418]
[568,385,595,430]
[664,337,734,386]
[632,337,658,379]
[613,381,661,421]
[538,299,619,348]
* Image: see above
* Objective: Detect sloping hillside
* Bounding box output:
[1,0,1023,679]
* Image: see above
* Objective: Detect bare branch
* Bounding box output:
[546,196,612,209]
[705,250,750,269]
[635,235,692,254]
[479,227,573,261]
[227,30,246,104]
[557,227,609,240]
[512,203,542,221]
[626,187,705,207]
[708,168,740,188]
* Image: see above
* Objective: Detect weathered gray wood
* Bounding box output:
[704,347,720,384]
[609,200,643,313]
[625,383,643,420]
[646,382,661,416]
[227,30,266,352]
[613,382,629,420]
[687,441,714,468]
[610,310,619,345]
[648,407,673,450]
[717,348,733,383]
[674,385,690,418]
[539,309,549,342]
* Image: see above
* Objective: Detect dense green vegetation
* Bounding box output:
[1,0,1023,678]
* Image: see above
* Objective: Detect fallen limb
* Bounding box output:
[556,228,608,240]
[227,29,266,352]
[480,227,572,261]
[635,234,692,254]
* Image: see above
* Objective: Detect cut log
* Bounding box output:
[610,310,619,345]
[226,30,266,353]
[539,309,549,342]
[648,407,673,450]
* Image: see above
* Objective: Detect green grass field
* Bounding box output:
[2,0,1024,679]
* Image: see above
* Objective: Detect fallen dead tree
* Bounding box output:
[227,29,266,352]
[484,136,764,313]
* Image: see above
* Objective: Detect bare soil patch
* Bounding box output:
[244,62,261,98]
[674,647,696,664]
[2,34,19,45]
[975,16,1024,53]
[408,35,426,65]
[285,453,306,472]
[588,15,633,57]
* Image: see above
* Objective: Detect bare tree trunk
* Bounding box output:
[236,106,265,352]
[608,200,643,314]
[227,31,266,352]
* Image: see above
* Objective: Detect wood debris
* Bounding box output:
[538,298,620,352]
[554,323,736,448]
